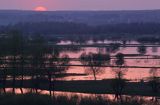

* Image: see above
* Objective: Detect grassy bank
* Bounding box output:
[0,93,158,105]
[2,79,160,97]
[54,80,160,97]
[0,93,53,105]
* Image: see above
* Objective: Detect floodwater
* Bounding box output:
[3,40,160,102]
[57,40,160,81]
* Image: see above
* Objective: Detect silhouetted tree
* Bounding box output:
[106,43,120,53]
[8,31,24,94]
[115,53,125,66]
[28,35,47,93]
[47,51,70,96]
[111,53,127,101]
[148,68,160,96]
[80,52,110,80]
[137,45,147,55]
[0,37,8,93]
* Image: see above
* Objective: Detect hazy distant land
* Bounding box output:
[1,10,160,26]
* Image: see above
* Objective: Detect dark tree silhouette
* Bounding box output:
[137,45,147,55]
[8,31,24,94]
[148,68,160,96]
[115,53,125,66]
[111,53,127,101]
[0,37,8,93]
[80,52,110,80]
[28,35,47,93]
[0,30,72,96]
[47,50,70,96]
[106,43,120,53]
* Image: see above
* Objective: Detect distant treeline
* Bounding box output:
[1,22,160,38]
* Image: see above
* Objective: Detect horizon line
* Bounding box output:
[0,9,160,12]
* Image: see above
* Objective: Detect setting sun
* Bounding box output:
[34,6,47,11]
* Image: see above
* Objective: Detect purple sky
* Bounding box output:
[1,0,160,11]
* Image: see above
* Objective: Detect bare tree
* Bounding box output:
[111,53,127,101]
[0,40,7,93]
[28,35,47,93]
[148,68,160,96]
[80,52,110,80]
[8,31,24,94]
[137,45,147,55]
[47,51,70,96]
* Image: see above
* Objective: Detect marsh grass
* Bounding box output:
[0,93,158,105]
[0,93,54,105]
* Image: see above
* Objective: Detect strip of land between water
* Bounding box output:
[3,80,160,97]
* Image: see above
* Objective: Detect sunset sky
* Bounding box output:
[1,0,160,11]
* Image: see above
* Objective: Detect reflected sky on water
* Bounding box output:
[58,40,160,81]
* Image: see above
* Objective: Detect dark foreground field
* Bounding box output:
[54,80,160,97]
[0,93,159,105]
[3,79,160,97]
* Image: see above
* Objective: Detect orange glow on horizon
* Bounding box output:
[34,6,47,11]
